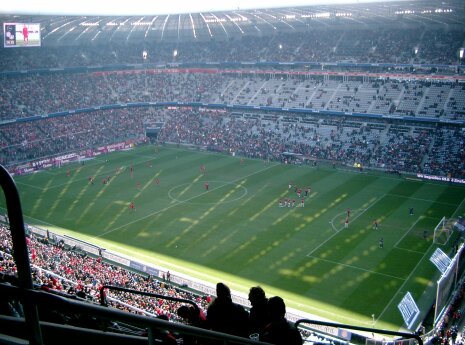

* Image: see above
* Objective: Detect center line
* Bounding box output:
[92,162,279,239]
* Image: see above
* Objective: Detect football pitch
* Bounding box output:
[3,145,465,331]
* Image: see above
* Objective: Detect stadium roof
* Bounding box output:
[1,0,464,45]
[0,0,419,16]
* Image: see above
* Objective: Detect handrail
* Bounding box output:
[296,319,423,345]
[100,284,200,313]
[0,164,43,344]
[0,283,269,344]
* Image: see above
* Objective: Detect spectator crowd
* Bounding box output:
[1,106,464,179]
[1,12,465,345]
[1,73,465,122]
[0,225,305,344]
[0,27,464,71]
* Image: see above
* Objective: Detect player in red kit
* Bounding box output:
[204,182,209,190]
[22,25,29,45]
[129,202,135,211]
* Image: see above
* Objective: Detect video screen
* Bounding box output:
[4,23,41,48]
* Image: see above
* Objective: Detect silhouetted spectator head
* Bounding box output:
[216,282,231,301]
[248,286,266,306]
[76,290,86,299]
[248,286,269,334]
[268,296,286,320]
[157,314,170,321]
[177,305,192,319]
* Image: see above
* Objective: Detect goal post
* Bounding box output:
[433,216,455,245]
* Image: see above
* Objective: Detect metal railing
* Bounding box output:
[99,284,201,313]
[0,282,267,344]
[296,319,423,345]
[0,163,268,344]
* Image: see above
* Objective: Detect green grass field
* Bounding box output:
[2,145,465,331]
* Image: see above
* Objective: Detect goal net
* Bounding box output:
[433,216,455,245]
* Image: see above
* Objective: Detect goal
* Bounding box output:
[433,216,455,245]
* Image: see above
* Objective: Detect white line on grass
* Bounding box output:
[92,162,280,239]
[377,196,465,325]
[15,181,46,191]
[375,245,431,325]
[452,197,465,218]
[393,217,421,249]
[166,145,260,163]
[117,150,158,160]
[307,255,405,280]
[386,193,458,206]
[101,241,376,326]
[44,156,154,190]
[306,195,385,257]
[36,170,56,176]
[0,206,58,230]
[167,181,248,205]
[395,247,424,254]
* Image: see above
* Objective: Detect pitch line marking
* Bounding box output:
[452,197,465,219]
[307,255,405,280]
[307,195,384,257]
[168,180,248,205]
[329,208,367,233]
[42,155,154,190]
[376,242,433,325]
[386,193,458,207]
[377,196,465,325]
[92,162,280,239]
[100,241,374,326]
[393,217,422,249]
[394,247,424,254]
[36,170,56,176]
[15,181,46,191]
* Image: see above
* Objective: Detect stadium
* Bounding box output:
[1,0,465,344]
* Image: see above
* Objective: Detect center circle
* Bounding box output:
[168,180,248,205]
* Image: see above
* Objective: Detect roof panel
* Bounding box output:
[1,0,464,46]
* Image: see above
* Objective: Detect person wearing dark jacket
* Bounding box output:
[248,286,269,334]
[260,296,302,345]
[206,282,250,338]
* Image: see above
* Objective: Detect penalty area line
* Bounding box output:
[307,256,405,280]
[307,195,385,257]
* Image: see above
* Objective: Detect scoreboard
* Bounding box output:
[3,23,41,48]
